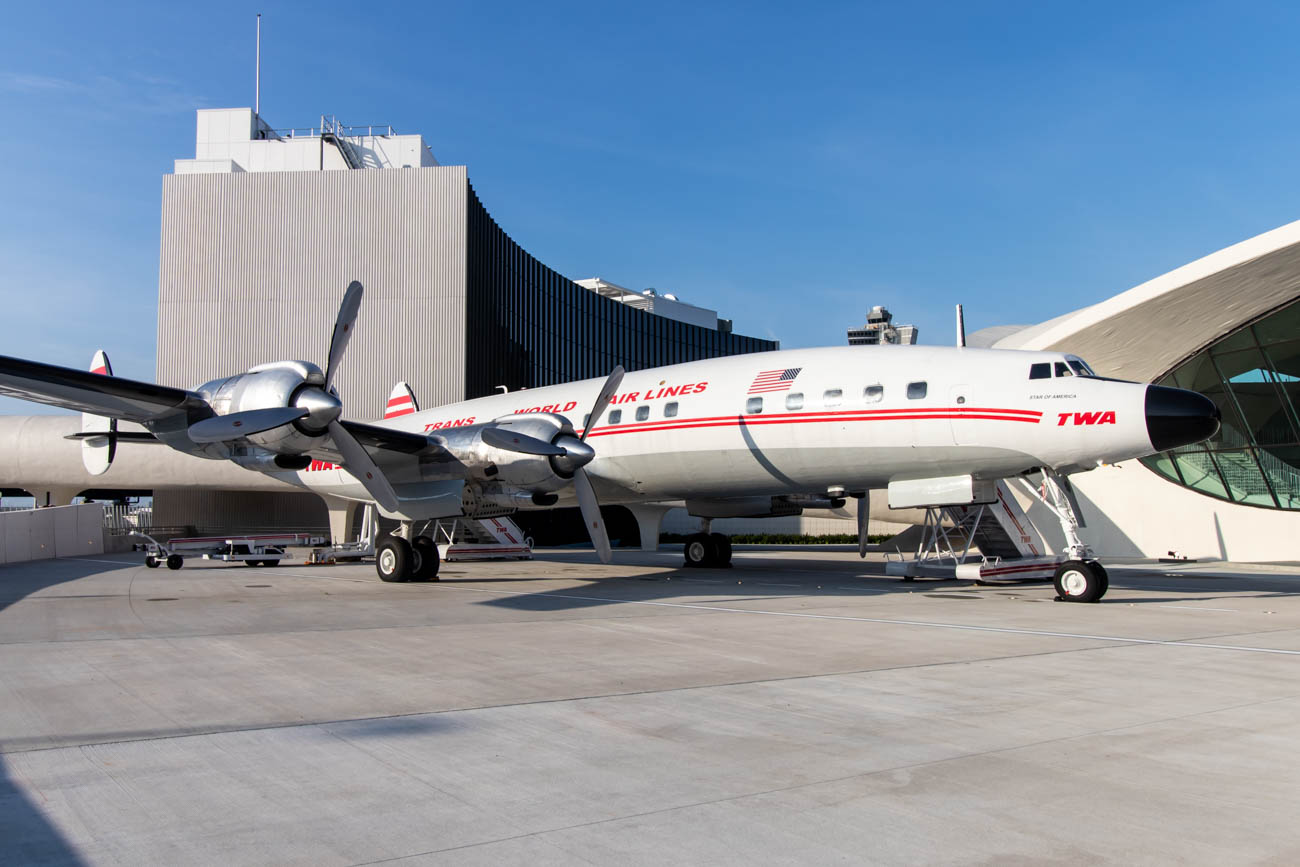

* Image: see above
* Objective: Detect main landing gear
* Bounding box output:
[375,523,440,583]
[683,520,733,569]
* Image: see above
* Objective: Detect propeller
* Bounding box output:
[328,419,399,512]
[857,494,870,559]
[570,366,623,562]
[481,426,567,456]
[325,281,363,391]
[189,406,309,443]
[573,465,610,563]
[481,367,624,563]
[582,366,624,441]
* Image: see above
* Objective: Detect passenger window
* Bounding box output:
[608,409,622,424]
[1055,362,1073,377]
[785,392,804,411]
[823,389,843,407]
[746,396,763,414]
[635,405,650,422]
[1029,363,1050,380]
[664,402,679,418]
[864,384,883,403]
[907,381,927,400]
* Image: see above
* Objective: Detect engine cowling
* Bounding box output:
[436,412,591,492]
[193,360,341,455]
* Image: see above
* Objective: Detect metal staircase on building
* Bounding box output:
[320,116,365,169]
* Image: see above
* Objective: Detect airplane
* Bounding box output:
[0,281,1220,602]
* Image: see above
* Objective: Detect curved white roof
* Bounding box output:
[993,218,1300,380]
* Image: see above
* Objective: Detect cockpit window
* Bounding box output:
[1029,363,1050,380]
[1068,359,1095,377]
[1054,362,1073,377]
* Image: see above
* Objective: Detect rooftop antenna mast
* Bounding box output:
[254,13,262,119]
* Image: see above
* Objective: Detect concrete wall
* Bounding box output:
[156,165,471,529]
[0,504,104,565]
[157,165,470,416]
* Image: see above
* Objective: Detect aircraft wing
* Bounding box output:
[0,354,208,423]
[338,420,439,455]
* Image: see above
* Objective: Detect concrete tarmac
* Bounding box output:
[2,547,1300,865]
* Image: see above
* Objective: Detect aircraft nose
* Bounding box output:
[1145,385,1221,451]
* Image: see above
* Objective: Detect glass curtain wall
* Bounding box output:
[1140,298,1300,509]
[463,185,778,399]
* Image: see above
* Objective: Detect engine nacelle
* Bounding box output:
[438,413,585,493]
[194,360,341,455]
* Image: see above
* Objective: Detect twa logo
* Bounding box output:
[1057,411,1117,426]
[307,460,340,472]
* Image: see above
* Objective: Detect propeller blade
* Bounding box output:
[188,407,308,444]
[324,281,364,391]
[482,426,567,456]
[581,365,625,442]
[328,420,400,512]
[857,495,870,559]
[574,467,612,564]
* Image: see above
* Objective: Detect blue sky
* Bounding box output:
[4,1,1300,412]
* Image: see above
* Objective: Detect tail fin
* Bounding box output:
[383,382,419,419]
[82,350,117,475]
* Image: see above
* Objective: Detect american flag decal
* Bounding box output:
[748,367,802,394]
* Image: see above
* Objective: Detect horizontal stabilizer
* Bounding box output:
[64,430,159,443]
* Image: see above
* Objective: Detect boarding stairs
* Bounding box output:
[435,516,533,561]
[886,480,1059,581]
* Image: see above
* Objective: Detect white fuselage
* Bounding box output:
[280,346,1154,510]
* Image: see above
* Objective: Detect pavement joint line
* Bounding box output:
[1159,605,1238,612]
[423,584,1300,656]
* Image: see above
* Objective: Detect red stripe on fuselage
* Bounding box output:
[579,406,1041,439]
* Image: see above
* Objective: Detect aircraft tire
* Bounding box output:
[1086,560,1109,596]
[684,533,717,568]
[376,535,412,583]
[709,533,732,566]
[1054,559,1104,603]
[244,560,261,567]
[165,555,183,571]
[411,537,440,581]
[144,555,159,569]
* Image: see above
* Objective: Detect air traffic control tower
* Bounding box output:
[155,108,777,531]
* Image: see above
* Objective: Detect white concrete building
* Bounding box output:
[973,219,1300,562]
